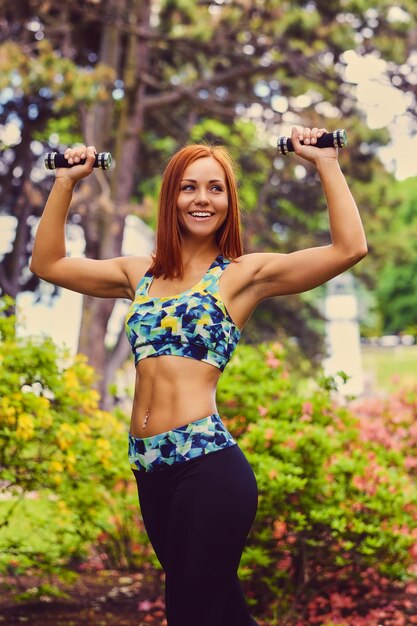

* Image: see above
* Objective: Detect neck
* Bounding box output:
[179,240,220,267]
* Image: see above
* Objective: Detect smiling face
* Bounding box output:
[176,156,229,241]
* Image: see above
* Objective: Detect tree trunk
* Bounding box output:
[77,0,152,409]
[0,115,47,307]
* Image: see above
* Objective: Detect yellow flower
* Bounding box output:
[57,500,68,512]
[96,438,112,466]
[36,397,52,426]
[65,452,77,474]
[0,397,17,425]
[38,413,53,429]
[16,413,35,440]
[63,369,79,390]
[49,460,64,473]
[97,438,111,450]
[82,389,99,413]
[77,422,91,440]
[56,423,75,450]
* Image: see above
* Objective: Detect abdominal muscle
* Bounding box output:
[129,355,222,438]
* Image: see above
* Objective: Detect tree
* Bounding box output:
[1,0,417,404]
[374,176,417,333]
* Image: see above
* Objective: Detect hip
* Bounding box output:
[128,412,237,473]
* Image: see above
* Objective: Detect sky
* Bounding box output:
[341,50,417,180]
[1,48,416,352]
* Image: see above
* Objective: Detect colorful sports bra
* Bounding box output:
[125,255,241,371]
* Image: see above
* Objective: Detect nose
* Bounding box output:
[194,188,209,205]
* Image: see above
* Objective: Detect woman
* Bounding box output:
[30,126,367,626]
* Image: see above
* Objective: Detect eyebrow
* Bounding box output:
[181,178,225,183]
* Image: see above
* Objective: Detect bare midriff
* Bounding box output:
[129,355,222,438]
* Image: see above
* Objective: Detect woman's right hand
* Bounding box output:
[55,145,97,184]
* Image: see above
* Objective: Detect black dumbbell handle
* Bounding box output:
[277,129,347,155]
[44,152,112,170]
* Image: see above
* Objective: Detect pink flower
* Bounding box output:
[272,520,287,539]
[277,555,292,570]
[409,422,417,442]
[409,543,417,560]
[329,592,355,609]
[352,475,376,495]
[258,405,268,417]
[302,402,313,415]
[405,582,417,594]
[266,353,281,368]
[138,599,153,611]
[265,428,274,440]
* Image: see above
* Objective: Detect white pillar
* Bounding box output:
[323,274,364,397]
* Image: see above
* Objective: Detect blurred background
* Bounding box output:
[1,0,417,407]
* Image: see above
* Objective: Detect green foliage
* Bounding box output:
[3,0,417,366]
[14,582,69,602]
[376,261,417,332]
[373,176,417,333]
[2,296,417,621]
[0,40,115,115]
[217,341,417,618]
[0,298,147,575]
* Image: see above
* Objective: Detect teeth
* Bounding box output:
[190,212,211,217]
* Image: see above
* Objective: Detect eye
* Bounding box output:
[180,184,194,191]
[211,185,224,192]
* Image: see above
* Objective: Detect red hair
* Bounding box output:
[149,144,243,279]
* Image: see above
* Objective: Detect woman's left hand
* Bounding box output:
[291,126,338,165]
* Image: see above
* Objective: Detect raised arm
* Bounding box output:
[238,126,368,302]
[30,145,140,300]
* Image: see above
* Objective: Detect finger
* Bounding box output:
[64,148,73,164]
[310,127,320,144]
[303,127,312,145]
[85,146,97,169]
[291,126,302,149]
[73,145,87,164]
[64,145,88,163]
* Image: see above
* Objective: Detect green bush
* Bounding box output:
[3,295,417,623]
[217,342,417,622]
[0,297,148,575]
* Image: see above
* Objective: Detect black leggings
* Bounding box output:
[133,444,259,625]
